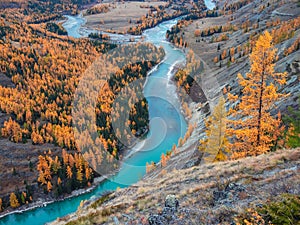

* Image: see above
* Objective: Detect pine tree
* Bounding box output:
[228,31,287,159]
[178,137,183,147]
[146,161,155,173]
[20,192,25,204]
[283,98,300,148]
[10,193,20,208]
[171,144,177,155]
[199,97,230,162]
[51,156,61,174]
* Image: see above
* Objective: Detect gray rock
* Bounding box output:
[225,183,245,192]
[162,206,177,221]
[148,195,180,224]
[213,190,227,202]
[148,214,168,225]
[213,183,246,206]
[165,194,179,210]
[148,209,178,224]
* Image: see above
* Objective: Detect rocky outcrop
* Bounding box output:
[148,195,179,225]
[213,183,246,206]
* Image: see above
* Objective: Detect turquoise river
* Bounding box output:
[0,1,214,224]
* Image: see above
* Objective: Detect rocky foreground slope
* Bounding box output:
[50,148,299,225]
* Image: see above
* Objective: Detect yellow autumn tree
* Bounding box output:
[85,167,92,180]
[47,181,52,192]
[76,166,83,182]
[199,97,230,162]
[172,144,177,155]
[146,161,156,173]
[10,192,20,208]
[146,162,151,173]
[228,31,287,159]
[160,153,167,167]
[66,166,73,179]
[51,156,61,174]
[57,177,62,186]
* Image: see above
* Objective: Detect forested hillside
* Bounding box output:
[0,0,299,223]
[0,1,165,213]
[0,0,96,23]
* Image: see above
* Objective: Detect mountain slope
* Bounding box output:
[50,148,300,225]
[148,0,300,176]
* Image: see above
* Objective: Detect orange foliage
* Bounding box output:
[228,31,287,159]
[145,161,156,173]
[1,117,23,142]
[160,153,167,167]
[9,192,19,208]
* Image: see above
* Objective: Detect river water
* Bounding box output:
[0,13,187,225]
[0,1,215,224]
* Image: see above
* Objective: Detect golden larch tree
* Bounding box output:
[10,192,20,208]
[146,162,151,173]
[85,167,92,180]
[160,153,167,167]
[146,161,156,173]
[228,31,287,159]
[76,166,83,182]
[47,181,52,193]
[66,166,73,179]
[57,177,62,186]
[199,97,230,162]
[38,171,46,185]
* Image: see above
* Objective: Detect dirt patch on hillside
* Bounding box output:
[0,140,61,197]
[0,73,15,88]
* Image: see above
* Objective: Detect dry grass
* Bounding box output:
[51,148,300,225]
[83,1,167,33]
